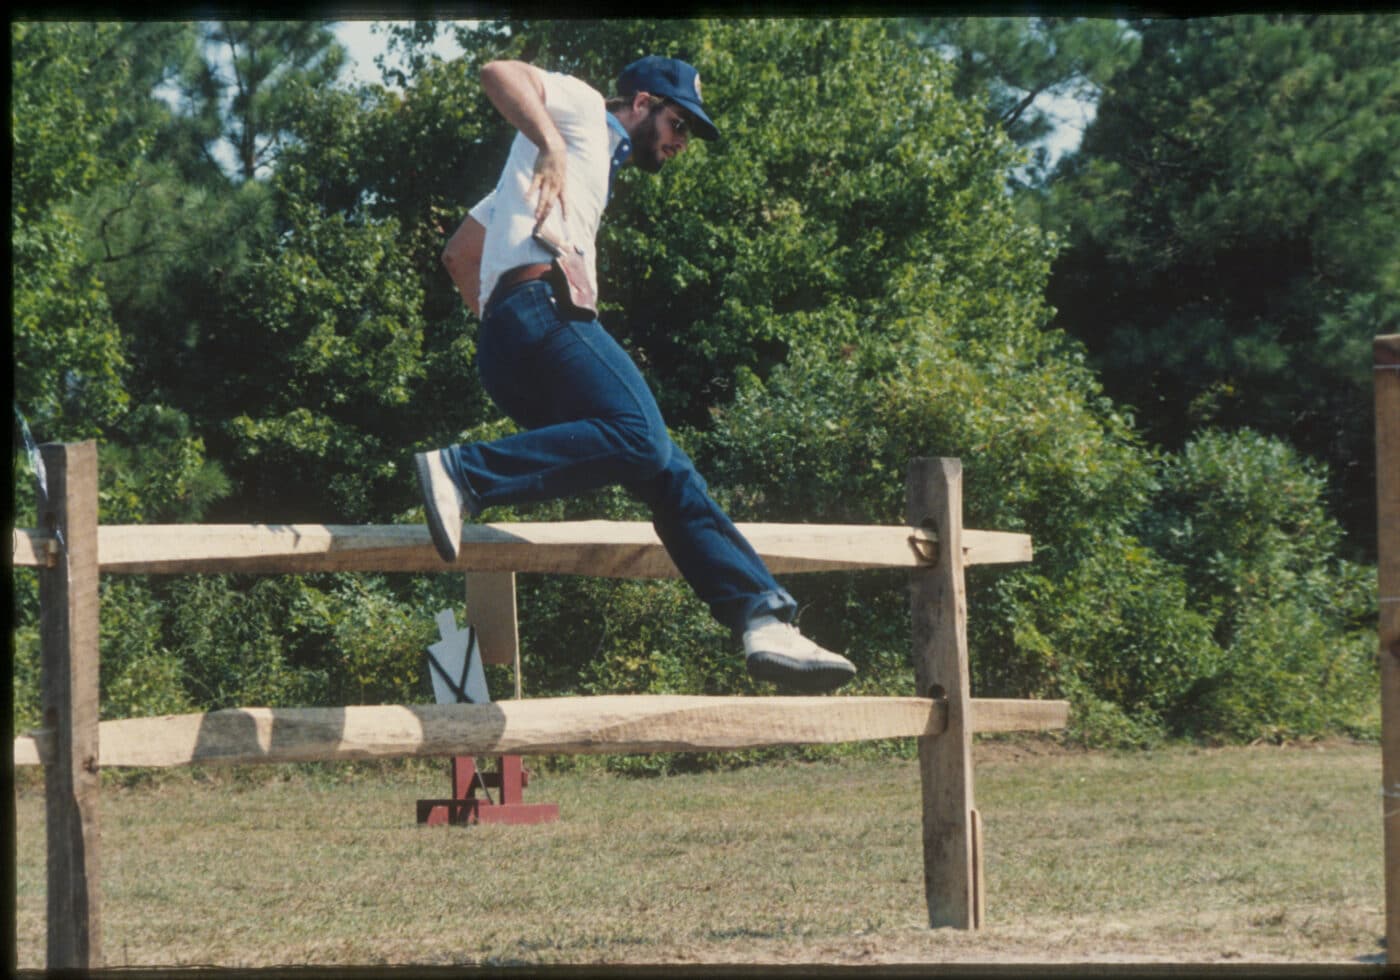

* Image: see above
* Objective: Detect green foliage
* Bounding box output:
[74,160,278,387]
[11,23,202,442]
[1046,14,1400,543]
[188,22,348,181]
[11,22,124,213]
[413,18,1041,426]
[11,24,137,436]
[604,18,1034,426]
[1196,599,1377,742]
[12,210,130,436]
[160,576,328,709]
[8,17,1381,755]
[12,626,43,734]
[9,569,450,732]
[1000,538,1221,746]
[293,578,438,706]
[99,405,231,523]
[98,580,195,720]
[700,315,1207,744]
[1140,430,1378,741]
[574,580,737,698]
[149,573,445,711]
[209,201,428,521]
[13,576,207,729]
[910,17,1140,184]
[1144,430,1356,622]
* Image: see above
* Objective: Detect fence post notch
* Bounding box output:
[39,440,102,969]
[907,457,981,929]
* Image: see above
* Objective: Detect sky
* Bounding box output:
[331,20,465,88]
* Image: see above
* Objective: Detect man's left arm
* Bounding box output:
[442,214,487,317]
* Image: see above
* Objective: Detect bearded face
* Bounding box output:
[631,100,692,174]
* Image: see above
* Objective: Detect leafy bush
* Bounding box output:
[160,576,329,709]
[699,341,1377,746]
[12,626,42,734]
[99,580,195,719]
[575,579,737,697]
[998,537,1220,746]
[294,576,439,707]
[1139,430,1378,741]
[699,337,1201,746]
[1143,429,1362,625]
[1195,599,1378,742]
[99,405,231,524]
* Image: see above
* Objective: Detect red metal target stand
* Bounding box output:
[417,754,559,825]
[416,573,558,827]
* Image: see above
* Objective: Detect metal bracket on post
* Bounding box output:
[907,457,982,930]
[39,441,103,968]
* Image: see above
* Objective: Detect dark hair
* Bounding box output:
[606,93,667,113]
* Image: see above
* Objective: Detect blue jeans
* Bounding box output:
[445,279,796,636]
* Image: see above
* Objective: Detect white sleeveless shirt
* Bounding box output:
[469,71,622,313]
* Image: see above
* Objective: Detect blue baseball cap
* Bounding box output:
[617,55,718,141]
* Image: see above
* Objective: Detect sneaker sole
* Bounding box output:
[746,651,856,694]
[414,452,460,563]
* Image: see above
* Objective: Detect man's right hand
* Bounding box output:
[529,141,569,225]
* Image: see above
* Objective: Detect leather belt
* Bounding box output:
[485,262,555,316]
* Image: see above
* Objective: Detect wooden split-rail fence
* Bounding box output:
[19,331,1400,970]
[14,449,1066,969]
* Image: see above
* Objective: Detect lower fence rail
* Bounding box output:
[14,695,1068,769]
[14,448,1050,966]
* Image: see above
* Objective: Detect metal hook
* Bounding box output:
[909,526,938,564]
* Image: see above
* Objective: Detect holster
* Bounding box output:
[532,220,598,321]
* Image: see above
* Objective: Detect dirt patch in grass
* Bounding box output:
[970,733,1091,764]
[13,740,1386,968]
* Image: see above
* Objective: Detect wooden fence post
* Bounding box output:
[1376,335,1400,965]
[907,457,982,929]
[39,440,102,969]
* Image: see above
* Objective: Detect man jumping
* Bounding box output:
[417,55,855,694]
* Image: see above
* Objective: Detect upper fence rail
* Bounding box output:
[12,520,1033,577]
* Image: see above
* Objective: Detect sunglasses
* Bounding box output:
[657,100,692,138]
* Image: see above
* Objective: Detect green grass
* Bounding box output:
[12,740,1386,967]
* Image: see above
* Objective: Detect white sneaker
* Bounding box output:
[414,449,464,562]
[744,619,856,694]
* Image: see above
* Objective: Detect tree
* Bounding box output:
[183,21,347,181]
[1045,14,1400,547]
[12,21,244,732]
[415,18,1054,426]
[11,21,252,488]
[60,23,278,430]
[12,22,132,438]
[11,17,1377,749]
[910,17,1139,186]
[12,20,410,525]
[397,19,1197,741]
